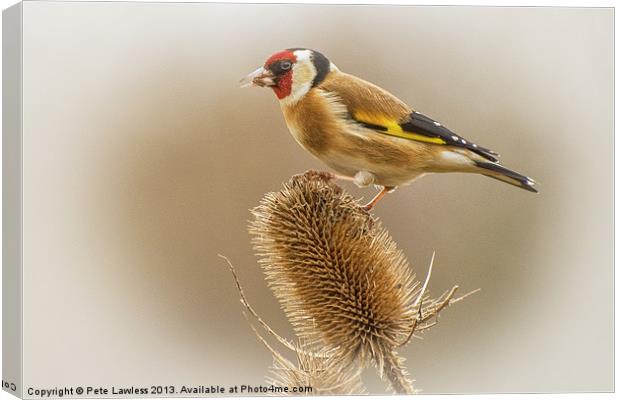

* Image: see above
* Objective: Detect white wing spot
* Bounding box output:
[461,139,467,144]
[433,121,441,126]
[472,143,478,147]
[451,135,459,141]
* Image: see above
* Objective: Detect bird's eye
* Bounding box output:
[280,60,292,70]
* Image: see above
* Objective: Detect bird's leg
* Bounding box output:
[362,186,395,211]
[328,172,355,182]
[328,171,377,187]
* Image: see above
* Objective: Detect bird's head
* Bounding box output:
[241,48,334,103]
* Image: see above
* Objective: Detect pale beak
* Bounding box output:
[240,67,276,88]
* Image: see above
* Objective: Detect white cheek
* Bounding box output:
[280,57,316,105]
[280,70,310,105]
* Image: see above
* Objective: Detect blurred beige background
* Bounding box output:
[21,2,612,395]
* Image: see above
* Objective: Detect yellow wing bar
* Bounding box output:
[353,111,447,145]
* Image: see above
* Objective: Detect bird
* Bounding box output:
[241,48,538,210]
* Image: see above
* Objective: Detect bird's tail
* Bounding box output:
[474,161,539,193]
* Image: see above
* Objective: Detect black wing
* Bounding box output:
[400,111,499,162]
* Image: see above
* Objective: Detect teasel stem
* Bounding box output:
[382,348,414,394]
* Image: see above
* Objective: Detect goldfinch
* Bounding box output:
[242,48,538,210]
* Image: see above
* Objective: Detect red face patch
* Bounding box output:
[264,50,297,99]
[272,74,292,99]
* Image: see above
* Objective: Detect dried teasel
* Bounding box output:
[248,171,474,394]
[261,332,367,395]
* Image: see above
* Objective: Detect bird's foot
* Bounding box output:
[361,186,395,211]
[361,203,374,212]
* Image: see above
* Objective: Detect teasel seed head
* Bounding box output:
[244,171,473,394]
[249,171,423,392]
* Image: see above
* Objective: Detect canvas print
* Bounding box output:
[2,1,613,397]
